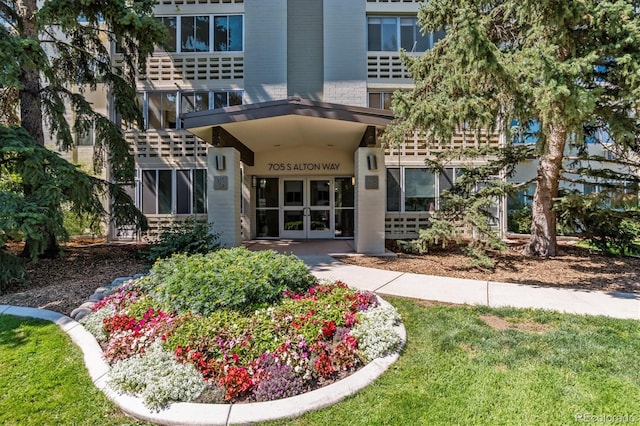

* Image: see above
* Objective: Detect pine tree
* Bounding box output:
[0,1,164,283]
[386,0,640,257]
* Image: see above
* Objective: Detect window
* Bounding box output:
[181,91,210,114]
[386,167,460,212]
[155,15,243,53]
[214,90,243,108]
[214,15,243,51]
[140,90,244,130]
[75,122,94,146]
[155,16,177,52]
[368,16,444,52]
[181,16,210,52]
[405,168,436,211]
[386,168,401,212]
[148,92,177,129]
[368,92,393,110]
[141,169,207,215]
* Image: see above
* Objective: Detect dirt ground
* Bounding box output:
[1,238,639,316]
[1,239,149,315]
[338,240,640,295]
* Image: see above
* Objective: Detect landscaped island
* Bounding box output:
[80,247,403,410]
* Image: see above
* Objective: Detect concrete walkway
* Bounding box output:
[245,239,640,320]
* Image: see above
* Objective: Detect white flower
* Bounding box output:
[351,305,402,361]
[108,341,206,410]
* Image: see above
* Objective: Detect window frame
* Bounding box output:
[139,168,208,216]
[154,14,244,54]
[386,167,461,213]
[367,15,444,53]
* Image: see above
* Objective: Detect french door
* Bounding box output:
[281,178,333,239]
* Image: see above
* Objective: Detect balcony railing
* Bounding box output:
[126,130,208,159]
[115,53,244,83]
[385,130,501,158]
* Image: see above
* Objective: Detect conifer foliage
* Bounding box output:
[0,1,165,287]
[386,0,640,258]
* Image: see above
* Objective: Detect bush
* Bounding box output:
[145,219,220,262]
[139,247,316,315]
[557,192,640,255]
[507,204,532,234]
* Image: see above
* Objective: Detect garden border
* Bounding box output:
[0,297,406,426]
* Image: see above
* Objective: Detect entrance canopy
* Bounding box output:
[182,97,394,165]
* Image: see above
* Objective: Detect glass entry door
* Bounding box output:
[281,178,333,239]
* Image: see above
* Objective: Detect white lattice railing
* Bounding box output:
[385,130,501,157]
[367,53,412,80]
[126,130,208,159]
[143,54,244,82]
[385,213,431,239]
[142,215,208,241]
[115,54,244,83]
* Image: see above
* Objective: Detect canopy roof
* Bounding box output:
[182,97,395,165]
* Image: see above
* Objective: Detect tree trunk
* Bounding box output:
[17,0,60,259]
[524,121,567,257]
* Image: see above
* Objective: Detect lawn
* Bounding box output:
[2,298,639,425]
[0,314,148,426]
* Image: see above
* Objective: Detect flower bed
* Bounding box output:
[80,248,403,410]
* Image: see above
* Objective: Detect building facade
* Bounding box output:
[105,0,503,253]
[92,0,625,252]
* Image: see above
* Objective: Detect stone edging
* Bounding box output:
[0,297,406,426]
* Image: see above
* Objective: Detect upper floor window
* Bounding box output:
[138,90,243,130]
[214,15,243,51]
[182,16,210,52]
[156,16,177,52]
[155,15,243,53]
[368,16,444,52]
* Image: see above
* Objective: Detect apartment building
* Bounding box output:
[109,0,496,254]
[95,0,626,252]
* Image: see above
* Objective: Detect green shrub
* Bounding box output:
[145,219,220,262]
[62,203,103,236]
[507,204,532,234]
[139,247,316,315]
[557,192,640,255]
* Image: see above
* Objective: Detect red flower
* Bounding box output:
[321,320,336,339]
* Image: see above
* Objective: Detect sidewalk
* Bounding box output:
[299,254,640,320]
[243,240,639,320]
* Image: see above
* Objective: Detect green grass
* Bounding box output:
[2,299,640,426]
[0,315,148,426]
[267,298,640,425]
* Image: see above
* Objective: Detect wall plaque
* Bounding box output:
[213,176,228,190]
[364,175,379,190]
